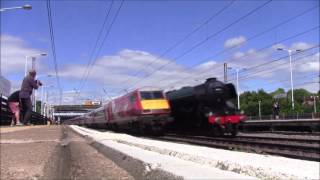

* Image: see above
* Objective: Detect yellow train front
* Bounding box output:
[106,88,173,134]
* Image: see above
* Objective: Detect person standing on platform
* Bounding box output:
[273,101,280,120]
[19,70,42,125]
[8,90,23,126]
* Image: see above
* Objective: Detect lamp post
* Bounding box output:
[277,48,301,109]
[258,100,262,120]
[25,53,47,111]
[228,67,246,109]
[0,4,32,76]
[25,53,47,76]
[37,74,53,114]
[41,85,54,115]
[0,4,32,12]
[311,95,318,114]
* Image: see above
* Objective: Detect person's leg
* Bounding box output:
[9,102,16,126]
[15,109,21,124]
[10,115,15,126]
[20,99,26,124]
[22,98,32,124]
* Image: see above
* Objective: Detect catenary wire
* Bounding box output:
[77,0,124,99]
[152,27,319,90]
[165,45,319,90]
[118,0,236,86]
[76,0,115,95]
[124,0,273,91]
[46,0,62,104]
[230,47,320,81]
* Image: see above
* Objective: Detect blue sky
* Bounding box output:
[1,0,319,104]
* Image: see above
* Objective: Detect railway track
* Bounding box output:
[86,127,320,161]
[156,134,320,162]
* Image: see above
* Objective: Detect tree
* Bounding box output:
[271,88,285,97]
[287,89,312,114]
[239,88,317,117]
[240,89,272,116]
[36,100,42,113]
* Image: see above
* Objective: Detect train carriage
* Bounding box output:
[65,88,172,134]
[107,88,172,133]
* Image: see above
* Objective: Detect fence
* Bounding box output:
[0,94,49,125]
[246,112,320,120]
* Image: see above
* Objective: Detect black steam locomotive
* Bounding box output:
[166,78,245,136]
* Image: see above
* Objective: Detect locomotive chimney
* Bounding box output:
[206,77,217,82]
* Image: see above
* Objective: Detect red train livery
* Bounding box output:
[65,88,172,134]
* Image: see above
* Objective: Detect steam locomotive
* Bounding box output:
[166,78,245,136]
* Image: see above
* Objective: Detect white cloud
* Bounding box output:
[47,90,102,105]
[3,34,319,105]
[296,53,319,72]
[59,49,221,97]
[291,42,314,51]
[233,51,245,59]
[58,41,318,101]
[226,42,319,93]
[1,34,47,75]
[224,36,247,49]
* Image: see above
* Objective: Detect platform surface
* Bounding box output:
[0,125,133,180]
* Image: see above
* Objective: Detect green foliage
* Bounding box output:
[239,88,319,116]
[270,88,285,97]
[240,89,273,116]
[36,100,42,113]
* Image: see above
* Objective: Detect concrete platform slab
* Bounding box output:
[0,125,134,180]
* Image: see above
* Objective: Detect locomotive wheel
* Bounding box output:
[231,124,239,137]
[210,125,223,136]
[151,125,164,136]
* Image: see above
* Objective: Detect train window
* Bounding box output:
[153,91,164,99]
[140,92,152,100]
[140,91,164,100]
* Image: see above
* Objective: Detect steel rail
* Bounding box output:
[157,134,320,162]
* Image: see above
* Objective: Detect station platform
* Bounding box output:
[241,118,320,132]
[0,125,133,180]
[1,125,318,180]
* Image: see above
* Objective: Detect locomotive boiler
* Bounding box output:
[166,77,245,136]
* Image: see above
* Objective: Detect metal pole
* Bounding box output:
[314,96,317,113]
[34,91,37,112]
[31,57,36,70]
[31,57,36,111]
[224,63,227,83]
[25,56,28,76]
[45,91,48,116]
[258,100,261,120]
[288,50,295,109]
[41,86,44,115]
[236,69,240,109]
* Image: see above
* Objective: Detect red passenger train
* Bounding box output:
[64,88,172,134]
